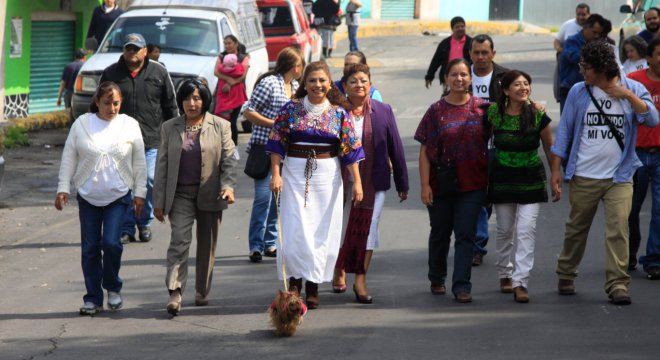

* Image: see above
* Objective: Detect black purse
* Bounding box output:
[244,144,271,179]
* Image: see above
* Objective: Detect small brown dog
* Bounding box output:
[269,289,307,337]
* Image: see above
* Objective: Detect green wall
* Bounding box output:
[3,0,99,95]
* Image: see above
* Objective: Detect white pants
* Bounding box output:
[494,203,540,288]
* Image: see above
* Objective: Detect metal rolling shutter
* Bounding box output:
[29,21,74,114]
[381,0,415,19]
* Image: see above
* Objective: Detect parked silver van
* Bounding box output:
[71,0,269,119]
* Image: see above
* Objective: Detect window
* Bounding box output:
[100,16,220,56]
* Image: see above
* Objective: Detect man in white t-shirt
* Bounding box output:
[553,3,590,102]
[468,34,509,267]
[554,3,590,53]
[550,41,659,305]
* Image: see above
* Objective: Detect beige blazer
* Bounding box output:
[153,112,237,214]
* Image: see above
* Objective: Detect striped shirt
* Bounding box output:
[245,74,299,150]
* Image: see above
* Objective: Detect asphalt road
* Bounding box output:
[0,34,658,360]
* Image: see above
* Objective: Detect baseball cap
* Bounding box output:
[123,33,146,49]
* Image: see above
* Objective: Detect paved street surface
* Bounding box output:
[1,34,659,359]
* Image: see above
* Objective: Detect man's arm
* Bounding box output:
[425,40,446,88]
[554,38,564,53]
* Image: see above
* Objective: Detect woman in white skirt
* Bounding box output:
[268,61,364,309]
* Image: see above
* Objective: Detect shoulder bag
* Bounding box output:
[244,144,271,179]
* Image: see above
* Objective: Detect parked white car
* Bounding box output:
[72,0,269,119]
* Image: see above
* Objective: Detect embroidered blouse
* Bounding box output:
[267,100,364,165]
[414,96,489,194]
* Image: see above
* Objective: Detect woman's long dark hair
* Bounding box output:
[294,61,350,108]
[90,81,122,113]
[496,70,536,133]
[254,47,305,87]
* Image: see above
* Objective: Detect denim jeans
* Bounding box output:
[630,149,660,269]
[427,190,485,295]
[248,169,277,253]
[348,25,359,51]
[121,147,156,236]
[78,192,131,306]
[473,206,490,255]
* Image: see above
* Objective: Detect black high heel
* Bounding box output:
[353,285,373,304]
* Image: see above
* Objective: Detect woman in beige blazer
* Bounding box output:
[153,79,238,316]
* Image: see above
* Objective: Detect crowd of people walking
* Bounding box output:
[53,2,660,317]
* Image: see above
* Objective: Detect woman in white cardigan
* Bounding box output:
[55,82,147,315]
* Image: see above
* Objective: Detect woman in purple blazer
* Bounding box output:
[333,63,409,303]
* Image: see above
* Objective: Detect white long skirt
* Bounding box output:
[277,156,343,284]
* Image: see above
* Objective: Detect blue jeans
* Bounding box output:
[630,149,660,269]
[248,169,277,253]
[427,190,485,294]
[473,206,490,255]
[78,192,131,306]
[121,147,156,236]
[348,25,359,51]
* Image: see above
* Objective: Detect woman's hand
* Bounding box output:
[133,197,145,217]
[220,189,235,204]
[270,174,283,193]
[222,83,231,93]
[352,181,363,206]
[550,170,562,202]
[398,191,408,203]
[54,192,69,211]
[154,208,165,223]
[421,184,433,206]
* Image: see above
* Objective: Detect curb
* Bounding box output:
[335,20,550,41]
[9,111,71,132]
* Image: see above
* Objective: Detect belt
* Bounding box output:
[286,144,337,207]
[640,147,660,153]
[286,144,338,159]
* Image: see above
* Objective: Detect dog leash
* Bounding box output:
[275,191,288,290]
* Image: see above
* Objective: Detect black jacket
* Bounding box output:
[100,57,178,148]
[425,35,473,84]
[312,0,340,28]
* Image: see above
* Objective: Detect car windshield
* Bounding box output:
[259,6,295,37]
[100,16,220,56]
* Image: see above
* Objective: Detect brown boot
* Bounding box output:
[305,281,320,309]
[513,286,529,303]
[289,277,302,296]
[500,278,513,293]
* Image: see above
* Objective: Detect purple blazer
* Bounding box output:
[368,100,409,193]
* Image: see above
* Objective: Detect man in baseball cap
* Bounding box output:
[123,33,146,49]
[100,32,178,245]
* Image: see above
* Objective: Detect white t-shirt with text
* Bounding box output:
[471,67,493,102]
[622,58,648,75]
[575,86,626,179]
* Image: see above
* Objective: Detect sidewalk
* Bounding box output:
[334,19,551,41]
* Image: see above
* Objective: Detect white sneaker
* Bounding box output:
[79,301,103,315]
[107,291,123,310]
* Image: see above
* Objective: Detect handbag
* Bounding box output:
[244,144,271,179]
[330,15,342,26]
[435,161,459,196]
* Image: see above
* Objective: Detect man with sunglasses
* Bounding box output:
[551,41,658,305]
[100,33,178,245]
[559,14,611,113]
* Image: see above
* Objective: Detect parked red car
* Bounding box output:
[257,0,322,67]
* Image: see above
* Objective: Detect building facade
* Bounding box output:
[2,0,100,120]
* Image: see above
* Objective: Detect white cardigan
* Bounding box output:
[57,113,147,199]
